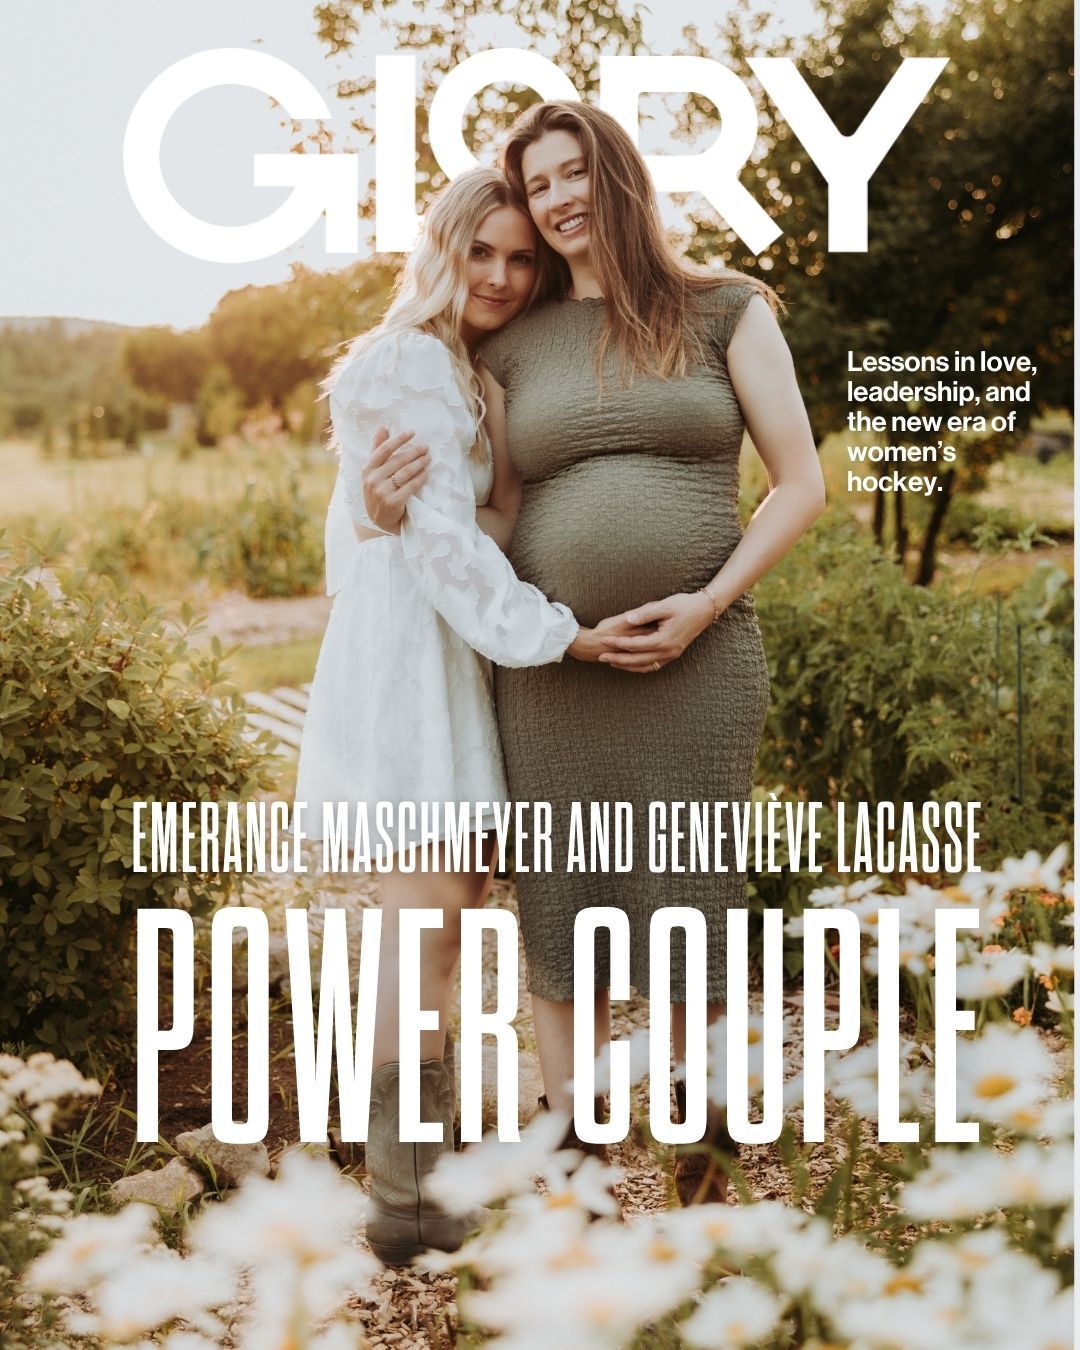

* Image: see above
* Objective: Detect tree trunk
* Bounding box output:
[914,468,957,586]
[872,487,885,546]
[894,490,908,569]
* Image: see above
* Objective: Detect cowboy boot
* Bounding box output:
[672,1078,739,1206]
[330,1030,459,1170]
[365,1059,485,1265]
[538,1093,610,1162]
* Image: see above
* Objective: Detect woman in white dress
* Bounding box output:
[295,168,617,1265]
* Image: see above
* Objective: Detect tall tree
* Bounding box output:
[205,259,399,410]
[123,326,209,405]
[684,0,1073,580]
[311,0,646,224]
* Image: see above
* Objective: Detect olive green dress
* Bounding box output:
[479,284,769,1001]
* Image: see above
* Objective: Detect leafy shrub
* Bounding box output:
[195,362,245,447]
[214,469,324,598]
[81,515,151,581]
[1009,562,1074,657]
[70,481,323,600]
[0,550,272,1057]
[906,492,1073,548]
[754,518,1074,866]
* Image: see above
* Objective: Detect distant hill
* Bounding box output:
[0,317,142,439]
[0,316,137,337]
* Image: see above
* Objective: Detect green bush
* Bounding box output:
[69,480,324,600]
[0,550,272,1057]
[215,469,324,598]
[82,515,151,581]
[754,518,1074,866]
[904,492,1073,551]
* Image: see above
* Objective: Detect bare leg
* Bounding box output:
[372,838,494,1070]
[530,988,610,1113]
[671,1000,725,1068]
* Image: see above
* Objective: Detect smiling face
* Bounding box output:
[459,204,538,345]
[520,129,592,265]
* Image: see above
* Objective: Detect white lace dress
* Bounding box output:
[295,328,578,840]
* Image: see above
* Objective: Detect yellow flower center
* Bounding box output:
[885,1272,924,1295]
[585,1300,618,1327]
[550,1241,592,1270]
[975,1074,1017,1099]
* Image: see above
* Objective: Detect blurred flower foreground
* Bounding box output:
[2,851,1073,1350]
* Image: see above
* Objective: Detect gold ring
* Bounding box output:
[651,661,661,672]
[391,473,402,489]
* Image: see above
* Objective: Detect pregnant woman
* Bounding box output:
[365,103,825,1205]
[295,166,623,1264]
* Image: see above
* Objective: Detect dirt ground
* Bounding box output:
[201,589,332,647]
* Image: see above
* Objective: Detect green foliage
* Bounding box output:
[0,550,272,1058]
[214,470,325,598]
[123,325,210,405]
[0,1055,102,1350]
[689,0,1073,431]
[313,0,645,219]
[205,260,399,410]
[81,516,152,582]
[685,0,1073,579]
[195,363,244,446]
[905,493,1067,550]
[754,517,1074,865]
[0,319,157,451]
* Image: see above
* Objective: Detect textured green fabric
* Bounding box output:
[481,286,770,1000]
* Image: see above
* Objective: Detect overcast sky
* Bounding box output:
[0,0,827,330]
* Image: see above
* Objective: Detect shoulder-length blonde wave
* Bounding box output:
[325,167,550,461]
[500,101,778,383]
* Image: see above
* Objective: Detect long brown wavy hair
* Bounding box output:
[500,101,777,382]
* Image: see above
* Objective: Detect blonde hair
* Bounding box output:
[501,101,777,383]
[325,168,549,460]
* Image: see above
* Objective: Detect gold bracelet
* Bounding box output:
[700,583,722,623]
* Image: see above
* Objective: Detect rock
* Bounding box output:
[229,930,291,996]
[479,1046,544,1129]
[111,1157,205,1209]
[267,932,292,995]
[175,1124,271,1188]
[275,1140,337,1174]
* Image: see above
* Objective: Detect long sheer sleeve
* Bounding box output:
[329,329,578,667]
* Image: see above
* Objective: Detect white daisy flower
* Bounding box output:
[954,1024,1055,1129]
[681,1277,788,1347]
[427,1108,571,1214]
[954,947,1030,1000]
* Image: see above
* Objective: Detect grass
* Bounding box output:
[5,427,1072,616]
[1,436,336,526]
[980,451,1075,534]
[222,636,322,692]
[947,547,1075,596]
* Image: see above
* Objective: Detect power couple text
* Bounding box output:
[131,799,982,876]
[136,904,988,1148]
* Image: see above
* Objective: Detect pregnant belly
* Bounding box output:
[510,456,741,626]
